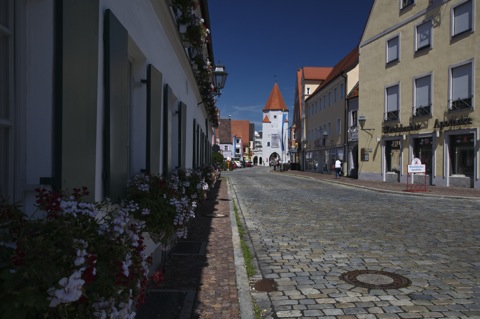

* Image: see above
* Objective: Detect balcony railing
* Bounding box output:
[449,97,473,111]
[384,110,399,122]
[413,105,431,117]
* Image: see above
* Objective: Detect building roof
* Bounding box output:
[231,120,250,147]
[263,83,288,112]
[217,119,232,144]
[262,114,271,123]
[302,66,333,80]
[315,47,359,93]
[347,82,359,99]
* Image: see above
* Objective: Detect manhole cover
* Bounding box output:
[252,278,277,292]
[340,270,411,290]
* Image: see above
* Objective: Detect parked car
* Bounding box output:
[245,161,253,167]
[233,161,243,168]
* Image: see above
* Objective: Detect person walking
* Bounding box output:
[335,159,342,179]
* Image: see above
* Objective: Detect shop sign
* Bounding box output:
[383,123,421,134]
[433,116,472,130]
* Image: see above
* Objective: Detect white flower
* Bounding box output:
[48,270,85,307]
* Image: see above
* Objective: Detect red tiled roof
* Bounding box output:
[231,120,250,147]
[347,83,359,99]
[262,115,271,123]
[263,83,288,111]
[316,47,359,92]
[303,67,333,80]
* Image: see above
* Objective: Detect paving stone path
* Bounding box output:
[227,167,480,319]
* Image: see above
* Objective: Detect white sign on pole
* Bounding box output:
[408,158,425,173]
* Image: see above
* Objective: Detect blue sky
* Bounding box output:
[208,1,373,131]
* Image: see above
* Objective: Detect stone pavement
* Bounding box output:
[138,168,479,319]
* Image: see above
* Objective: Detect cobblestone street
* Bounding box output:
[227,167,480,319]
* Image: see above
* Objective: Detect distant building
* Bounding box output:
[215,119,253,162]
[304,47,359,176]
[293,67,333,169]
[262,83,289,166]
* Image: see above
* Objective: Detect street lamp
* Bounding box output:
[212,64,228,96]
[358,114,374,136]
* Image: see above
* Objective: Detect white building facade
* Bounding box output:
[1,0,220,213]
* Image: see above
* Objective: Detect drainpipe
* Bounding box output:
[342,74,348,177]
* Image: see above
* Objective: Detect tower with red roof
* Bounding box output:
[262,83,289,167]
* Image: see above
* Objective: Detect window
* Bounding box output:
[401,0,414,10]
[452,0,473,37]
[328,92,331,105]
[307,87,310,94]
[224,145,228,151]
[450,61,473,110]
[385,84,400,121]
[334,88,337,103]
[351,111,357,127]
[340,83,344,98]
[0,0,13,199]
[323,96,326,109]
[414,75,431,116]
[416,20,432,51]
[336,119,341,134]
[386,36,399,63]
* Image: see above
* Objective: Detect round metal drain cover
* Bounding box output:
[251,278,277,292]
[340,270,411,290]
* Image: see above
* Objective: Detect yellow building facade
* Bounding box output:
[359,0,479,188]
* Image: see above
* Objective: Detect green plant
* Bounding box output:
[0,189,156,319]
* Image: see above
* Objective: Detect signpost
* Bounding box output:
[406,158,427,192]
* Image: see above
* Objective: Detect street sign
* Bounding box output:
[408,158,425,173]
[408,165,425,173]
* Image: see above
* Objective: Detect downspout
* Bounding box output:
[342,74,348,177]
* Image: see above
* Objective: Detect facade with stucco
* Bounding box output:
[359,0,479,188]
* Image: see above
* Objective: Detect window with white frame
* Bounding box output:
[414,74,432,116]
[0,0,13,199]
[385,84,400,121]
[450,61,473,110]
[386,36,399,64]
[452,0,473,37]
[401,0,414,10]
[416,20,432,51]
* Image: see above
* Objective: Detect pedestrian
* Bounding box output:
[335,159,342,178]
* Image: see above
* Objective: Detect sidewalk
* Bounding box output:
[281,169,480,200]
[136,177,242,319]
[137,168,479,319]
